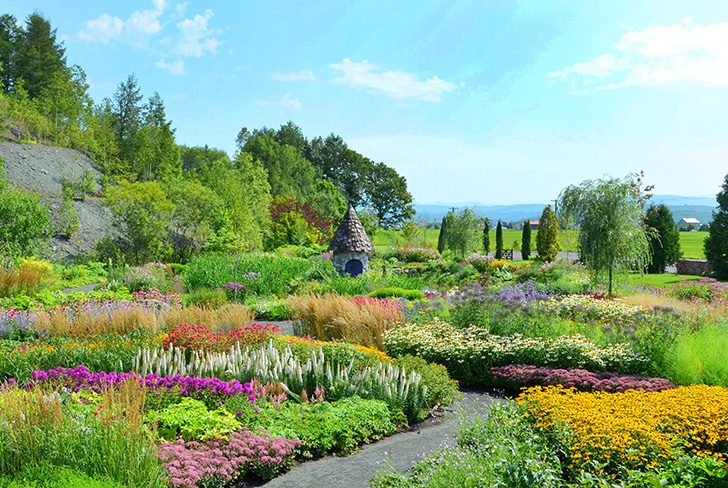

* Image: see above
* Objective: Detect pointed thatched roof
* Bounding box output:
[328,205,374,253]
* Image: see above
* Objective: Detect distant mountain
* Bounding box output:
[414,194,717,225]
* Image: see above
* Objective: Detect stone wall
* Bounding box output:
[676,259,713,276]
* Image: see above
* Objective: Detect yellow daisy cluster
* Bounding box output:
[489,260,509,270]
[545,294,647,322]
[518,385,728,474]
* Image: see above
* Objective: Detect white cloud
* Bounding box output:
[550,20,728,90]
[280,93,302,111]
[155,58,185,75]
[271,70,316,82]
[174,9,221,57]
[79,0,166,48]
[330,59,458,102]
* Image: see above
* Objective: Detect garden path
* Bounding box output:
[259,389,506,488]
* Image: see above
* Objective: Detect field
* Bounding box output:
[374,228,708,259]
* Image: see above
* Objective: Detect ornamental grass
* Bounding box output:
[289,293,404,350]
[33,302,254,337]
[518,385,728,476]
[0,259,54,298]
[0,380,167,487]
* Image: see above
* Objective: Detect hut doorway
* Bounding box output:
[344,259,363,277]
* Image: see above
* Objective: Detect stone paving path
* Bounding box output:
[260,390,506,488]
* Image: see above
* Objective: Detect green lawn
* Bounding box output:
[678,231,708,259]
[373,228,708,259]
[624,273,700,288]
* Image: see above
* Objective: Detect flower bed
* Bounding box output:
[383,319,648,385]
[490,364,675,392]
[518,385,728,476]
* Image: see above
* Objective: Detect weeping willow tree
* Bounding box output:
[558,174,653,297]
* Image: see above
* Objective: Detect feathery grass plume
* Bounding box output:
[289,293,404,350]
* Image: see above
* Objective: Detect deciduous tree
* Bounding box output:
[558,175,651,296]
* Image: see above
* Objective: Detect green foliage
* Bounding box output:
[163,177,223,262]
[394,355,461,408]
[664,320,728,388]
[705,173,728,280]
[56,188,78,239]
[12,13,66,100]
[536,204,560,262]
[0,159,51,259]
[370,403,562,488]
[357,208,380,240]
[559,175,651,296]
[104,180,174,264]
[235,397,396,457]
[522,222,532,260]
[437,213,451,254]
[0,463,126,488]
[644,203,682,274]
[482,217,490,253]
[446,208,479,257]
[153,397,240,442]
[366,162,415,228]
[369,287,425,300]
[495,220,504,259]
[184,253,330,297]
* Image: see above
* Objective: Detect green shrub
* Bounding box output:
[394,355,461,407]
[153,397,240,442]
[369,287,425,300]
[233,396,396,457]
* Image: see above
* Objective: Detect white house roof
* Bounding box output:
[680,218,700,224]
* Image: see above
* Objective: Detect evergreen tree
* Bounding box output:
[111,74,143,173]
[482,217,490,253]
[643,204,681,273]
[522,221,531,260]
[705,173,728,280]
[536,204,560,262]
[0,14,19,92]
[495,220,504,259]
[437,214,449,254]
[14,13,66,99]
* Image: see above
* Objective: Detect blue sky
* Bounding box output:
[4,0,728,205]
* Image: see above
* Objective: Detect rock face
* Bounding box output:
[0,142,113,262]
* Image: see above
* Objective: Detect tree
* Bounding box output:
[365,162,414,228]
[111,74,143,172]
[705,173,728,280]
[482,217,490,253]
[643,204,681,274]
[536,204,560,263]
[446,208,479,257]
[242,131,319,200]
[522,221,532,260]
[0,14,19,92]
[558,175,651,296]
[437,213,451,254]
[0,159,51,259]
[495,220,504,259]
[180,145,229,174]
[164,178,222,262]
[105,180,174,264]
[268,196,335,249]
[14,13,66,99]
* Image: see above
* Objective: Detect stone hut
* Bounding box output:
[328,205,374,277]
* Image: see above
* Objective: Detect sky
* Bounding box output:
[3,0,728,206]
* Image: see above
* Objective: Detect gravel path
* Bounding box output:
[261,390,506,488]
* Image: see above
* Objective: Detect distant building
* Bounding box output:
[529,220,539,230]
[677,217,701,231]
